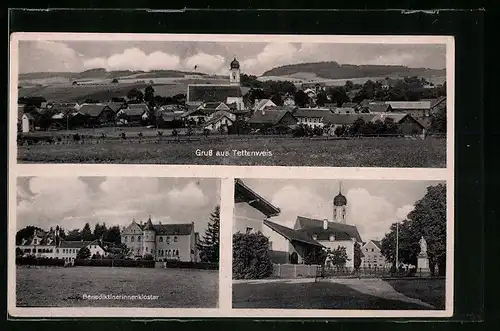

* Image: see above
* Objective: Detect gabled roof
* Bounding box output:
[107,102,126,112]
[368,103,392,113]
[372,240,382,250]
[385,101,431,110]
[341,102,360,108]
[188,84,242,103]
[120,107,146,116]
[247,109,296,125]
[234,179,280,217]
[295,216,362,242]
[203,111,234,127]
[294,108,333,118]
[128,103,149,112]
[203,102,227,109]
[255,99,276,110]
[160,113,182,122]
[371,113,409,124]
[264,220,324,247]
[427,96,447,109]
[153,223,193,235]
[78,104,112,117]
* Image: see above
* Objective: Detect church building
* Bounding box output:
[263,184,363,268]
[121,217,199,262]
[186,57,245,111]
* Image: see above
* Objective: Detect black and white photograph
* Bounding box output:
[232,178,450,312]
[12,176,220,311]
[13,34,451,168]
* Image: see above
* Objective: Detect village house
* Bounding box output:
[121,217,198,262]
[247,108,298,132]
[253,99,277,111]
[157,112,183,129]
[370,113,425,135]
[203,111,235,132]
[385,101,432,118]
[78,104,116,125]
[106,102,127,113]
[361,240,390,269]
[116,104,149,124]
[20,111,35,133]
[17,227,108,264]
[367,103,393,113]
[293,108,333,128]
[283,95,296,108]
[323,113,378,136]
[334,107,356,114]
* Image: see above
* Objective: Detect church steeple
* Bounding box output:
[333,182,347,224]
[229,56,241,86]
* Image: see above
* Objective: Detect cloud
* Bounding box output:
[83,48,181,71]
[184,52,226,73]
[19,41,85,73]
[16,177,216,234]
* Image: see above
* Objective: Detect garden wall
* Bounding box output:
[272,264,319,278]
[155,260,218,270]
[16,256,65,266]
[74,258,155,268]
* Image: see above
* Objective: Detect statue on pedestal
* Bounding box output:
[419,236,428,256]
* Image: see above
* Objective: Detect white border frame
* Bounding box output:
[8,32,455,319]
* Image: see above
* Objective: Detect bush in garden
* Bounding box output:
[233,231,273,279]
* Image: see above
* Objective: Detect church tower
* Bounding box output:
[333,183,347,224]
[229,57,240,86]
[142,216,156,258]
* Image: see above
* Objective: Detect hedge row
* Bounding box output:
[16,256,65,266]
[74,258,155,268]
[161,260,219,270]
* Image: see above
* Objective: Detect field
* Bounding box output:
[16,266,218,308]
[232,278,445,310]
[18,135,447,167]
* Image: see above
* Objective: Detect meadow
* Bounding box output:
[18,135,447,167]
[232,279,445,310]
[16,266,219,308]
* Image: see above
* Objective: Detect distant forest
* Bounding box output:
[262,61,446,80]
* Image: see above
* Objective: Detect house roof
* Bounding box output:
[385,101,431,110]
[426,96,447,109]
[255,99,276,110]
[368,103,392,113]
[23,112,35,120]
[264,220,324,247]
[203,111,234,127]
[341,102,360,108]
[247,109,296,125]
[323,113,375,125]
[59,240,98,249]
[121,107,146,116]
[188,84,242,103]
[234,179,281,217]
[372,240,382,250]
[294,108,333,118]
[160,113,182,122]
[371,113,409,124]
[295,216,363,242]
[334,107,355,114]
[129,103,149,112]
[107,102,126,112]
[78,104,111,117]
[152,223,193,235]
[203,102,226,109]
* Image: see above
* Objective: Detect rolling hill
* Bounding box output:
[261,62,446,80]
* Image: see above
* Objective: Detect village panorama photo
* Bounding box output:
[232,178,451,314]
[12,33,451,167]
[10,176,220,315]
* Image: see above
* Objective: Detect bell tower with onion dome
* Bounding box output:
[333,182,347,224]
[229,57,241,86]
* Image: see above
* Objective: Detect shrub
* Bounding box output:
[233,231,273,280]
[16,256,65,266]
[143,254,154,261]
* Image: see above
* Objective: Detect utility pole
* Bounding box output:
[396,222,399,269]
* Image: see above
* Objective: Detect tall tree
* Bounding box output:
[66,229,82,241]
[127,88,144,102]
[77,247,91,259]
[81,223,93,241]
[328,86,349,107]
[104,225,122,245]
[197,205,220,263]
[294,90,310,108]
[380,184,447,275]
[144,85,155,105]
[327,246,349,269]
[16,226,44,245]
[93,223,107,241]
[316,91,329,107]
[353,242,362,271]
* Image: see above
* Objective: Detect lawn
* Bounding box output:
[232,281,435,310]
[386,278,446,310]
[16,266,218,308]
[17,136,446,167]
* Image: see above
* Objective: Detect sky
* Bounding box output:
[18,40,446,76]
[234,178,445,251]
[16,177,220,235]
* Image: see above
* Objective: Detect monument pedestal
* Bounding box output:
[417,253,431,277]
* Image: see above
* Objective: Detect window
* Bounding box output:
[124,236,128,242]
[138,236,141,242]
[174,236,177,242]
[365,248,368,252]
[159,237,163,242]
[56,249,59,254]
[146,247,148,252]
[131,236,135,242]
[371,248,374,252]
